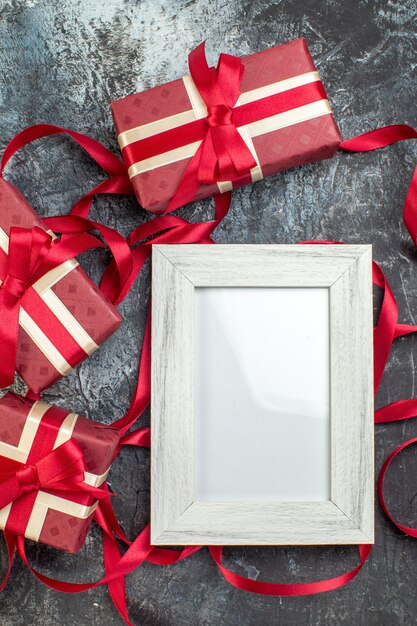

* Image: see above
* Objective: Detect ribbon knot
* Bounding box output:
[1,273,28,303]
[206,104,234,127]
[0,438,109,513]
[16,463,39,494]
[188,42,257,185]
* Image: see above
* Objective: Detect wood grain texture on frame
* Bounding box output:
[151,244,374,545]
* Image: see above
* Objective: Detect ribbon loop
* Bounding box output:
[188,42,256,185]
[2,226,53,295]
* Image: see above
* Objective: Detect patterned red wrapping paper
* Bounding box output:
[0,177,122,393]
[111,38,342,213]
[0,392,119,552]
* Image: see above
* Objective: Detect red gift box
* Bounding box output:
[0,177,122,393]
[0,392,119,552]
[111,38,341,214]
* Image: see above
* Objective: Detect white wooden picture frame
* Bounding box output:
[151,244,374,546]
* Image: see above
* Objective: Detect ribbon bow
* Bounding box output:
[0,227,54,388]
[189,42,257,184]
[1,226,53,300]
[0,438,107,511]
[0,225,107,389]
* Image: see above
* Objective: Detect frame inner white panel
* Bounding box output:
[194,287,330,502]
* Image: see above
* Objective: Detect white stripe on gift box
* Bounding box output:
[0,400,51,464]
[19,308,73,376]
[24,493,99,542]
[126,99,332,180]
[118,70,329,196]
[118,71,322,147]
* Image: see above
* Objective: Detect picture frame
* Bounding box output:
[151,244,374,546]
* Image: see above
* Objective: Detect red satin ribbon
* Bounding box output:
[340,125,417,540]
[42,214,133,305]
[377,437,417,539]
[0,226,108,389]
[100,191,230,304]
[0,124,135,304]
[0,124,127,178]
[209,544,373,596]
[0,438,107,511]
[121,41,326,215]
[3,117,417,623]
[0,227,52,388]
[124,81,326,171]
[189,42,256,183]
[340,125,417,246]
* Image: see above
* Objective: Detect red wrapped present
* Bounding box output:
[0,392,119,552]
[111,38,341,214]
[0,177,122,393]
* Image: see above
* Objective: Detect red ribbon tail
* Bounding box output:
[0,531,17,592]
[209,544,372,596]
[214,125,256,176]
[339,124,417,152]
[376,399,417,423]
[378,437,417,538]
[1,124,126,178]
[101,524,132,625]
[0,475,21,510]
[340,125,417,247]
[198,131,219,184]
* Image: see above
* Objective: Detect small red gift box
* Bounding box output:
[0,392,119,552]
[112,38,341,214]
[0,177,122,393]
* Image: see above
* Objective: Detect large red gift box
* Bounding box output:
[0,177,122,393]
[111,38,341,214]
[0,392,119,552]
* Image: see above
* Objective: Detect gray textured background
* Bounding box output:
[0,0,416,624]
